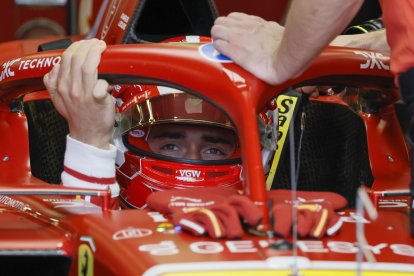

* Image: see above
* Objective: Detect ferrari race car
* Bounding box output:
[0,0,413,275]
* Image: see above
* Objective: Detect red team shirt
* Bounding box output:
[380,0,414,75]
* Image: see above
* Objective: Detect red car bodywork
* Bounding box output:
[0,0,413,275]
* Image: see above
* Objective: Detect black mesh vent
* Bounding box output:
[0,255,71,276]
[24,100,68,184]
[272,101,374,207]
[125,0,218,43]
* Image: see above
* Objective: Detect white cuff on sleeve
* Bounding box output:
[62,135,119,197]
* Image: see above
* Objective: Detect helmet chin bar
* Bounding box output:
[116,150,243,209]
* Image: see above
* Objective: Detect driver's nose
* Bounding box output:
[184,144,202,160]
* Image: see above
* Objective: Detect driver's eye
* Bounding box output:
[201,147,227,160]
[160,144,180,151]
[204,148,225,156]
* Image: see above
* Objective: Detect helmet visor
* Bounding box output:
[114,88,233,138]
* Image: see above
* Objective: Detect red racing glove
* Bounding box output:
[147,187,263,239]
[268,189,347,239]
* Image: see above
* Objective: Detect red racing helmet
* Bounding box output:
[112,85,243,209]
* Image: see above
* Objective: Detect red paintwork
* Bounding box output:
[364,105,410,189]
[0,34,412,276]
[94,0,139,45]
[0,101,38,185]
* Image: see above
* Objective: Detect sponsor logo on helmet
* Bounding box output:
[179,170,201,178]
[176,169,203,182]
[114,85,122,92]
[130,129,146,138]
[113,227,152,240]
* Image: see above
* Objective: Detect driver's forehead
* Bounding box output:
[147,124,236,142]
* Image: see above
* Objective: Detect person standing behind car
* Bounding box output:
[211,0,414,236]
[379,0,414,237]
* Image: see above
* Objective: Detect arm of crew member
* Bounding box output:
[331,29,389,52]
[274,0,364,83]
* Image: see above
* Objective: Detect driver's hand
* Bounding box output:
[43,39,115,150]
[297,86,346,98]
[297,86,320,98]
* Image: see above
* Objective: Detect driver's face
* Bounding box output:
[147,124,237,160]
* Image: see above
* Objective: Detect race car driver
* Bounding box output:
[112,84,244,209]
[43,38,244,209]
